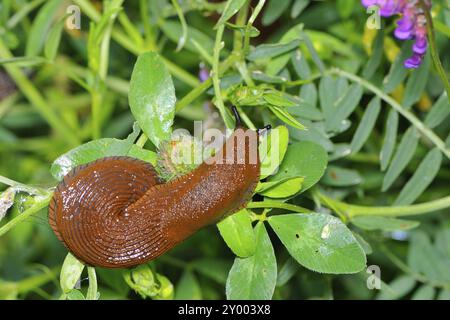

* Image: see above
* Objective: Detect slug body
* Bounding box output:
[49,127,260,268]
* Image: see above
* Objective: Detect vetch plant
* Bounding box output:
[0,0,450,301]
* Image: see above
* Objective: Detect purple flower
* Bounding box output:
[361,0,432,69]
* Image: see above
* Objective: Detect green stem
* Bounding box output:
[0,193,51,238]
[247,201,311,214]
[0,175,47,195]
[212,24,232,128]
[86,267,98,300]
[0,41,79,147]
[16,267,60,294]
[328,68,450,160]
[317,192,450,219]
[243,0,266,55]
[420,0,450,101]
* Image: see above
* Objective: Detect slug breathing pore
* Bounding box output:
[49,106,269,268]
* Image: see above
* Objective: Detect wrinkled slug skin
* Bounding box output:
[49,129,260,268]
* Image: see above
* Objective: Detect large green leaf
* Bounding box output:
[129,52,176,147]
[217,209,256,258]
[60,253,85,294]
[269,141,328,193]
[268,213,366,274]
[226,222,277,300]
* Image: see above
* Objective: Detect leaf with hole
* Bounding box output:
[268,213,366,274]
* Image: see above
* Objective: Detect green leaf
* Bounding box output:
[353,232,373,255]
[160,21,216,56]
[276,258,300,287]
[291,49,311,79]
[362,30,383,79]
[217,209,256,258]
[383,42,410,93]
[438,290,450,300]
[380,109,399,171]
[268,213,366,274]
[408,231,450,283]
[350,97,381,154]
[394,148,442,205]
[259,125,289,179]
[322,166,362,187]
[257,177,303,198]
[44,15,66,61]
[265,23,304,76]
[325,83,363,132]
[247,39,301,61]
[129,52,176,147]
[216,0,247,27]
[127,145,157,165]
[412,285,435,300]
[425,93,450,129]
[301,31,326,73]
[191,258,232,284]
[51,138,132,181]
[66,289,85,300]
[60,253,85,294]
[262,0,291,25]
[319,76,346,118]
[25,0,63,56]
[336,0,355,18]
[269,141,328,193]
[351,216,420,231]
[382,126,419,191]
[376,275,416,300]
[226,222,277,300]
[225,22,260,37]
[175,271,202,300]
[0,56,47,67]
[402,53,431,109]
[269,106,305,130]
[263,91,299,108]
[291,0,310,18]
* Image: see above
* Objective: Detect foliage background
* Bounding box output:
[1,0,450,300]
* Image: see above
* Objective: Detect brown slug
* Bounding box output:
[49,107,269,268]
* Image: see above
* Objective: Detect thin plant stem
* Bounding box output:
[248,201,311,214]
[328,68,450,160]
[86,267,98,300]
[317,191,450,219]
[0,193,52,238]
[0,175,47,195]
[212,24,232,128]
